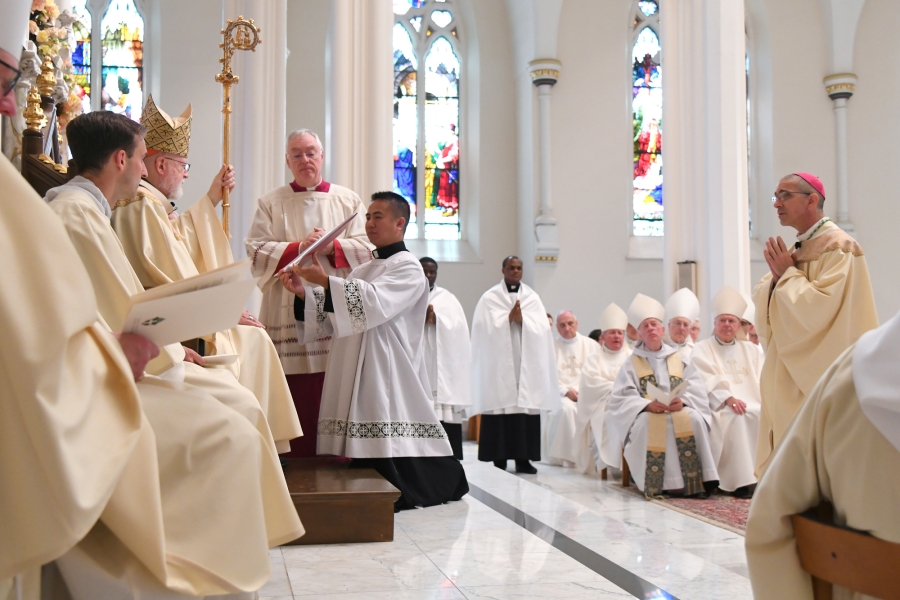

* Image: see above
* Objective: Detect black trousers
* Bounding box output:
[441,421,464,459]
[351,456,469,512]
[477,413,541,462]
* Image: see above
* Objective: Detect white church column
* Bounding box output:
[824,73,857,231]
[325,0,393,197]
[531,60,561,262]
[662,0,750,323]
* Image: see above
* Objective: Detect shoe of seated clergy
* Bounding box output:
[493,459,508,470]
[515,460,538,474]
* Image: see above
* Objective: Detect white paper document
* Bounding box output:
[123,259,257,346]
[276,213,357,276]
[646,381,689,406]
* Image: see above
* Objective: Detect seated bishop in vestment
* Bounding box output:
[574,303,632,475]
[607,294,719,498]
[110,95,302,454]
[420,257,472,460]
[470,256,560,474]
[690,286,762,497]
[664,288,700,362]
[281,192,469,511]
[546,310,597,468]
[746,309,900,599]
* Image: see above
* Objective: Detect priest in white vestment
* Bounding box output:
[420,257,472,459]
[46,113,303,558]
[110,96,302,453]
[546,310,597,467]
[245,129,374,456]
[746,309,900,599]
[574,304,632,475]
[470,257,559,474]
[607,294,718,498]
[753,173,878,473]
[664,288,700,361]
[281,192,468,511]
[690,287,762,497]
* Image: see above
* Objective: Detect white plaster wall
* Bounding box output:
[849,0,900,323]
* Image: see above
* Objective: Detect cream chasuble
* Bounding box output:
[45,181,303,553]
[574,344,632,473]
[752,220,878,473]
[746,311,900,599]
[546,333,597,466]
[424,286,472,423]
[607,343,717,494]
[245,183,373,374]
[691,337,762,492]
[111,180,302,452]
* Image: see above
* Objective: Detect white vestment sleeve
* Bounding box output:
[295,285,334,345]
[245,198,291,292]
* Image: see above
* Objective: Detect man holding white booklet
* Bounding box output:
[606,293,719,499]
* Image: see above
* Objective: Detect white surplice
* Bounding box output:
[470,282,559,415]
[607,343,718,492]
[546,333,597,466]
[297,247,454,458]
[575,344,633,473]
[691,337,762,491]
[424,286,472,423]
[245,182,374,374]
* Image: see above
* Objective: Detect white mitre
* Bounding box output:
[598,303,628,331]
[0,0,30,53]
[711,286,747,319]
[664,288,700,323]
[741,292,756,325]
[627,293,665,327]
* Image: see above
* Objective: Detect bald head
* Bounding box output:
[556,310,578,340]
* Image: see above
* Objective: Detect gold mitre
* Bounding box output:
[142,94,192,157]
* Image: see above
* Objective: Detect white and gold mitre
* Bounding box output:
[142,94,192,157]
[711,286,747,320]
[598,303,628,332]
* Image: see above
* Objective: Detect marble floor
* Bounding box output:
[261,442,752,599]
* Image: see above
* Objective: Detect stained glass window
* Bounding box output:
[70,0,91,113]
[631,1,663,236]
[392,0,461,241]
[101,0,144,121]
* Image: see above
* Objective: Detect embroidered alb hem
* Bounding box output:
[318,419,448,440]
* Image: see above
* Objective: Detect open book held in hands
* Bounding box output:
[646,381,689,406]
[123,259,257,346]
[275,213,357,276]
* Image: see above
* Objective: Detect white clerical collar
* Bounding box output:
[557,334,577,345]
[602,345,623,355]
[714,335,736,346]
[634,341,676,359]
[853,311,900,453]
[796,217,831,240]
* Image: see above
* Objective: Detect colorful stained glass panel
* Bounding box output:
[393,23,419,237]
[393,0,426,16]
[71,0,91,113]
[632,26,663,236]
[101,0,143,121]
[423,37,460,240]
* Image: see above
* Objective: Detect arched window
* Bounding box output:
[393,0,461,241]
[101,0,144,121]
[71,0,92,113]
[631,0,663,236]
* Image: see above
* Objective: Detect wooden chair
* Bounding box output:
[792,502,900,600]
[621,449,630,487]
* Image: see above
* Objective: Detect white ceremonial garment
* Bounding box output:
[245,182,374,374]
[546,333,597,466]
[575,344,633,473]
[470,282,559,415]
[607,343,718,492]
[297,247,455,458]
[690,337,762,491]
[424,286,472,423]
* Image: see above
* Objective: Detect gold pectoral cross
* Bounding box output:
[725,359,749,384]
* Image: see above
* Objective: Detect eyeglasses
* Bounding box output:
[163,157,191,173]
[771,190,810,204]
[0,57,23,97]
[287,151,322,161]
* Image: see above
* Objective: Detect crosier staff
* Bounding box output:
[215,15,260,238]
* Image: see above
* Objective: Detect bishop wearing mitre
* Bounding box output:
[281,193,468,510]
[690,287,762,497]
[246,129,374,456]
[753,173,878,473]
[470,256,559,474]
[607,294,718,498]
[110,95,302,453]
[420,257,472,459]
[664,287,700,362]
[574,303,633,475]
[746,310,900,599]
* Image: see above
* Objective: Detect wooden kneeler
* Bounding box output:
[621,449,631,487]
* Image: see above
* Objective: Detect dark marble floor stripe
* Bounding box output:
[468,483,678,600]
